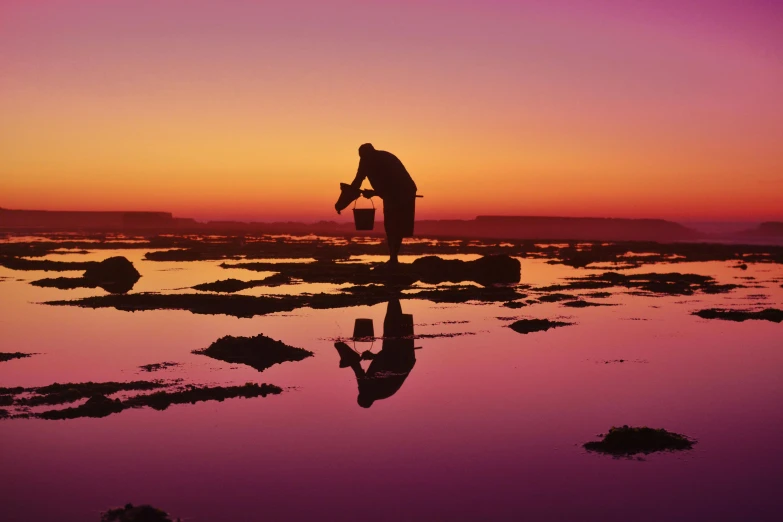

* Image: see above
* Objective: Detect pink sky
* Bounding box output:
[1,0,782,222]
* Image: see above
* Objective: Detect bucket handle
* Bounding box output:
[353,197,375,210]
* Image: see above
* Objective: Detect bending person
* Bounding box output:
[335,143,418,264]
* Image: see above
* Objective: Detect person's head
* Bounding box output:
[358,143,375,158]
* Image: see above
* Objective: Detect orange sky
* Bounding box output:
[1,1,782,222]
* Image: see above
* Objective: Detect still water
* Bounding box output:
[1,247,782,521]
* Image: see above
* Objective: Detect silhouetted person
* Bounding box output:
[334,297,416,408]
[335,143,417,264]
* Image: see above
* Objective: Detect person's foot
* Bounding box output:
[372,260,398,272]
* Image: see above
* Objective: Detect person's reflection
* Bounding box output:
[334,297,416,408]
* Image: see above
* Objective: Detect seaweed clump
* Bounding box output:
[194,334,314,372]
[508,318,572,334]
[693,308,783,323]
[101,503,179,522]
[584,425,695,456]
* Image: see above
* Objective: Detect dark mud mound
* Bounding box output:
[223,255,520,286]
[222,259,379,284]
[508,318,572,334]
[584,426,695,456]
[0,352,33,362]
[139,362,180,372]
[0,256,96,272]
[46,292,305,318]
[38,383,282,420]
[193,273,291,293]
[541,272,740,296]
[194,334,313,371]
[15,381,167,407]
[101,503,179,522]
[584,291,612,298]
[693,308,783,323]
[39,394,125,419]
[503,301,526,308]
[411,255,521,285]
[537,293,578,303]
[562,300,615,308]
[123,382,281,411]
[47,282,526,318]
[31,256,141,293]
[83,256,141,293]
[408,285,525,303]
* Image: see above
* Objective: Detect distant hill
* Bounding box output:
[738,222,783,238]
[0,208,196,230]
[415,216,702,241]
[1,207,709,242]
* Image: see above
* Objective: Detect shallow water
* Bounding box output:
[1,245,782,521]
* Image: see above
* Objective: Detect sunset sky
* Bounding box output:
[1,0,782,222]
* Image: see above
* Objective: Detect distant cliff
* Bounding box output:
[1,208,707,242]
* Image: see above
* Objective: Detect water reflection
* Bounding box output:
[334,296,418,408]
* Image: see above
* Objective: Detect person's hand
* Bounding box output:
[361,189,376,199]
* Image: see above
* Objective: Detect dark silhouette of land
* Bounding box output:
[6,206,782,243]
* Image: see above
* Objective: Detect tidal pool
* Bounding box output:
[1,242,782,521]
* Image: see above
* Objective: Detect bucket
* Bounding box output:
[353,198,375,231]
[353,318,375,340]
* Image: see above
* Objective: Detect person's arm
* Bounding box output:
[349,156,368,190]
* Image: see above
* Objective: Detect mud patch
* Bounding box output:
[503,301,526,308]
[508,319,572,334]
[693,308,783,323]
[38,383,282,420]
[139,362,180,372]
[14,381,168,407]
[540,272,741,296]
[193,273,292,292]
[30,256,140,293]
[562,300,616,308]
[101,503,179,522]
[194,334,314,372]
[584,425,695,456]
[537,293,579,303]
[593,359,648,364]
[584,291,613,298]
[0,352,34,362]
[223,255,521,286]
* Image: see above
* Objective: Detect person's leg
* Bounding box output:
[388,234,402,263]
